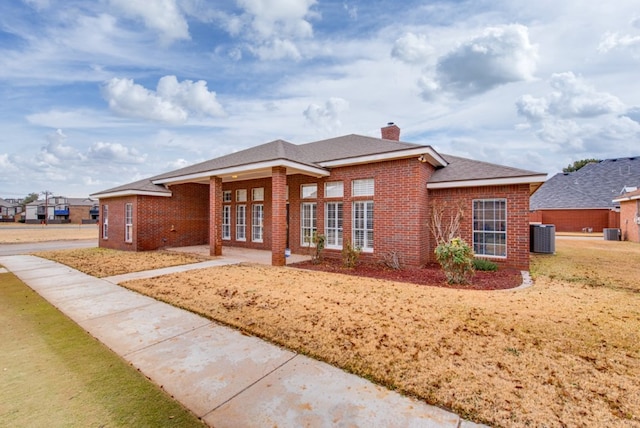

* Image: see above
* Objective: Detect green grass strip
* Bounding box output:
[0,271,205,427]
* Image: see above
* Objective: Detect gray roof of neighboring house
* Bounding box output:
[0,198,13,208]
[93,134,545,197]
[530,157,640,210]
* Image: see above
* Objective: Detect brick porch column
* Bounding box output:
[271,166,287,266]
[209,176,222,257]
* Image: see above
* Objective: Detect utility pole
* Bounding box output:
[42,190,51,225]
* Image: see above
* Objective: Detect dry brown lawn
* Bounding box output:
[0,223,98,243]
[36,238,640,427]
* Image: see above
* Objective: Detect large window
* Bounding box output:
[252,204,264,242]
[473,199,507,257]
[301,202,317,245]
[222,205,231,240]
[325,202,343,249]
[102,205,108,239]
[124,203,133,243]
[236,205,246,241]
[353,201,373,251]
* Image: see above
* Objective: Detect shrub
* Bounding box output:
[305,232,325,264]
[379,251,403,270]
[473,258,498,271]
[434,237,475,284]
[341,241,361,269]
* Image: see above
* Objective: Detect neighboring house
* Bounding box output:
[530,157,640,232]
[24,196,97,224]
[92,124,546,270]
[613,188,640,243]
[0,198,22,221]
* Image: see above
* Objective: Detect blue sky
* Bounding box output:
[1,0,639,198]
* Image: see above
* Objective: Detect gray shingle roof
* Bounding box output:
[431,154,544,183]
[93,133,546,197]
[530,157,640,209]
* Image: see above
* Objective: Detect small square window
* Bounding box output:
[252,187,264,201]
[301,183,317,199]
[352,179,374,197]
[236,189,247,202]
[324,181,344,198]
[223,190,232,202]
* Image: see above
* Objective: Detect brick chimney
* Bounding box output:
[381,122,400,141]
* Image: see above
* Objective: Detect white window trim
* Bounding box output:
[301,183,318,199]
[352,200,374,252]
[472,199,507,259]
[236,204,246,241]
[236,189,247,202]
[102,204,108,240]
[324,181,344,198]
[222,205,231,240]
[252,204,264,243]
[325,201,343,249]
[223,190,232,202]
[252,187,264,201]
[124,203,133,243]
[352,178,374,197]
[301,202,317,246]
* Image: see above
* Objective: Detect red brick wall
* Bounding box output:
[429,184,532,270]
[620,200,640,243]
[529,209,619,232]
[286,159,435,267]
[98,183,209,251]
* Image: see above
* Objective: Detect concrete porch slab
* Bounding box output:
[125,324,296,417]
[78,301,211,356]
[205,354,461,428]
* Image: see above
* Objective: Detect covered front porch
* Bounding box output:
[166,245,311,265]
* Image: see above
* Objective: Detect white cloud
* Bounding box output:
[166,158,191,169]
[101,76,224,124]
[88,141,147,164]
[37,129,86,166]
[517,72,624,120]
[109,0,189,43]
[391,33,434,65]
[0,153,18,171]
[219,0,318,60]
[598,32,640,53]
[303,97,349,132]
[421,24,538,99]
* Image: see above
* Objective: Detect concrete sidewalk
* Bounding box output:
[0,255,484,428]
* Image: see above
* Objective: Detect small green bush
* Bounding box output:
[434,237,475,284]
[473,258,498,271]
[341,241,361,268]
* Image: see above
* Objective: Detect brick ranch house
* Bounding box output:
[91,124,546,270]
[613,188,640,243]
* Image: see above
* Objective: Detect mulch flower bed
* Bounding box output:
[290,259,523,290]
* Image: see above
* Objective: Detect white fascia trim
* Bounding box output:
[427,174,548,189]
[613,194,640,203]
[91,190,172,199]
[533,207,617,210]
[152,159,330,185]
[318,147,447,168]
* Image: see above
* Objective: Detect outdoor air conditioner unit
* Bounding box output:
[603,228,621,241]
[530,224,555,254]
